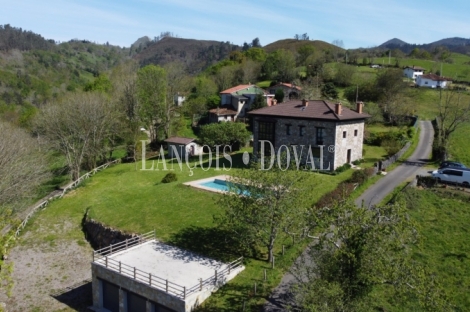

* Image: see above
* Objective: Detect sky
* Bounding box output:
[2,0,470,49]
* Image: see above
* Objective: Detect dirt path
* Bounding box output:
[0,220,93,311]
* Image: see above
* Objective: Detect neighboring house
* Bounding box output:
[268,83,301,102]
[248,100,370,171]
[164,136,203,158]
[209,106,238,123]
[403,65,425,79]
[217,84,270,121]
[416,74,452,88]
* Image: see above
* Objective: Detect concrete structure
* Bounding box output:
[248,100,370,170]
[164,137,203,158]
[91,231,244,312]
[416,73,452,88]
[211,84,269,121]
[403,65,425,79]
[268,83,301,102]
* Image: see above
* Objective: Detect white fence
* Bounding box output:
[5,159,121,241]
[93,231,244,300]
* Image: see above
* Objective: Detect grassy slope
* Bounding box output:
[372,188,470,310]
[22,151,355,310]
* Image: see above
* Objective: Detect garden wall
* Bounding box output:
[83,215,137,250]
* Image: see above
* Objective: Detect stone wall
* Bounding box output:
[83,216,137,250]
[253,116,366,170]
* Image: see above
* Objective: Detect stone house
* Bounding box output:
[248,100,370,170]
[268,83,301,102]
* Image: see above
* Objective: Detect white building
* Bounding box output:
[416,74,452,88]
[164,137,203,158]
[403,66,425,79]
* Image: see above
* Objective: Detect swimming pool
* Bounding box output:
[184,175,251,195]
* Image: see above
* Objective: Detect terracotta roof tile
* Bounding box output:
[220,84,253,94]
[248,100,370,121]
[209,105,237,115]
[419,73,452,81]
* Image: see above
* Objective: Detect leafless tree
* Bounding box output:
[435,88,470,160]
[34,92,120,180]
[0,122,50,211]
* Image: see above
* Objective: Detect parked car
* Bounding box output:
[439,161,466,169]
[431,168,470,186]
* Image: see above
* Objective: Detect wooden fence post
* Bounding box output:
[264,269,267,281]
[133,267,136,279]
[149,273,152,286]
[215,270,218,284]
[282,245,285,255]
[166,280,168,293]
[272,256,275,269]
[119,261,121,273]
[254,282,257,295]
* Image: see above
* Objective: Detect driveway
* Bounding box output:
[355,120,434,207]
[263,120,434,311]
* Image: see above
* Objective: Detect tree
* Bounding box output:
[250,94,266,111]
[198,122,250,149]
[435,89,470,160]
[321,82,338,99]
[331,39,344,62]
[263,49,296,82]
[34,92,119,180]
[375,68,409,124]
[83,73,112,93]
[136,65,167,142]
[217,165,312,262]
[111,61,141,163]
[288,200,449,311]
[274,88,285,103]
[334,63,356,87]
[0,121,50,210]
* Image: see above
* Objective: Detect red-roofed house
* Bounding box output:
[211,84,272,122]
[268,83,301,102]
[416,74,452,88]
[248,100,370,170]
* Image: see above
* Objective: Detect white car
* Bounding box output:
[431,168,470,186]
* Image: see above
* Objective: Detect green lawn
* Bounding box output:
[22,150,355,310]
[371,188,470,310]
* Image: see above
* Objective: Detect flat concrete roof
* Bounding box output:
[96,240,231,289]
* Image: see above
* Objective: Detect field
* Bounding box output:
[14,150,359,311]
[371,188,470,310]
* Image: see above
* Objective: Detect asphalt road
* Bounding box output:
[263,120,434,311]
[355,120,434,207]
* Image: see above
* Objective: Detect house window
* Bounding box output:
[258,121,275,155]
[425,81,428,85]
[354,129,358,137]
[316,127,325,145]
[299,125,305,137]
[343,131,347,138]
[286,124,291,135]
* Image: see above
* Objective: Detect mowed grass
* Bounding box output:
[21,150,355,310]
[372,188,470,310]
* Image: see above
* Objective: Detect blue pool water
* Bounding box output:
[199,179,251,195]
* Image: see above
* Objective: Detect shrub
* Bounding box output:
[161,172,177,183]
[382,138,402,156]
[335,163,351,173]
[350,169,369,184]
[316,182,356,208]
[352,159,364,165]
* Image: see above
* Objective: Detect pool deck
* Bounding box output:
[183,175,231,194]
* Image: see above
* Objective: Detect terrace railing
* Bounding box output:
[93,231,244,300]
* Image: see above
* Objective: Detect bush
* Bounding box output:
[335,163,351,173]
[350,169,369,184]
[316,182,356,208]
[161,172,177,183]
[352,159,364,165]
[382,138,402,156]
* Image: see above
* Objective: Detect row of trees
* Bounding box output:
[218,165,450,310]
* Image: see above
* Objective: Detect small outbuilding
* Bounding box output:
[164,137,203,158]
